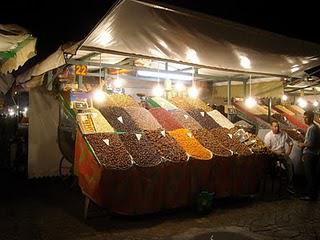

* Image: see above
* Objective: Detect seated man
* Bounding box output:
[264,120,294,193]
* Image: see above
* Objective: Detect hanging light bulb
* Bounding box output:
[152,84,164,97]
[313,101,319,107]
[113,78,124,88]
[297,97,307,108]
[282,95,288,101]
[188,86,199,98]
[175,82,185,92]
[244,96,257,108]
[93,89,106,103]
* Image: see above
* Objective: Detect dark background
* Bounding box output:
[1,0,319,66]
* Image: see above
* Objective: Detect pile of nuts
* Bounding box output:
[187,109,220,129]
[210,128,252,156]
[169,96,193,110]
[149,108,183,131]
[185,98,213,112]
[145,131,188,162]
[106,94,140,107]
[170,109,202,130]
[120,133,163,167]
[192,129,232,157]
[124,107,162,131]
[283,128,305,142]
[86,133,133,169]
[100,107,140,133]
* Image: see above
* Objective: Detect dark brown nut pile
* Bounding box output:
[185,98,213,112]
[100,107,140,133]
[282,128,305,142]
[192,129,232,157]
[86,133,133,169]
[170,109,202,130]
[169,96,193,110]
[124,107,163,131]
[149,108,183,131]
[272,113,292,126]
[144,131,188,162]
[187,109,220,129]
[105,94,140,107]
[210,128,252,156]
[120,133,162,167]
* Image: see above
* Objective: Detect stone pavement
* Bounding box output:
[1,172,320,240]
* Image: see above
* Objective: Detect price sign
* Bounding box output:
[75,65,88,76]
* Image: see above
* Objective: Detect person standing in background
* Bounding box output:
[299,110,320,201]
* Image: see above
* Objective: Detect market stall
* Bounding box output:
[15,0,320,216]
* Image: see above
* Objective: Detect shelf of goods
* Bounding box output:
[273,105,307,132]
[74,94,271,215]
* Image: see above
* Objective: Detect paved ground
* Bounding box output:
[1,171,320,240]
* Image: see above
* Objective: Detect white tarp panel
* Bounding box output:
[28,87,61,178]
[82,0,320,77]
[0,24,37,73]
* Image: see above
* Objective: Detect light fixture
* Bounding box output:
[313,101,319,107]
[24,107,28,113]
[297,97,307,108]
[188,86,199,98]
[152,84,164,97]
[113,77,124,88]
[239,56,251,69]
[244,96,257,108]
[93,89,106,103]
[282,95,288,101]
[137,70,193,81]
[175,82,185,92]
[244,74,257,108]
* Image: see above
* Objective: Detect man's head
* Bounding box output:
[304,110,314,125]
[271,120,280,134]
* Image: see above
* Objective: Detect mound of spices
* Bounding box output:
[149,108,183,131]
[185,98,213,112]
[168,129,212,160]
[169,96,193,110]
[86,133,132,169]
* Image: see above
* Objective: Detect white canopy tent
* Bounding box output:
[22,0,320,177]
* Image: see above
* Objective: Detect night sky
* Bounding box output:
[1,0,319,70]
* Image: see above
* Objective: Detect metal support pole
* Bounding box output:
[243,79,247,98]
[268,98,272,123]
[227,79,232,120]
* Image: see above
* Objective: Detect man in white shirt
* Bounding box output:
[264,120,294,193]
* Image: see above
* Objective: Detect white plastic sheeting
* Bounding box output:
[0,24,37,73]
[28,87,62,178]
[81,0,320,77]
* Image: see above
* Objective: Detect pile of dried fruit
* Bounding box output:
[120,133,162,167]
[86,133,133,169]
[168,129,212,160]
[100,107,140,133]
[187,109,220,129]
[145,131,188,162]
[192,129,232,157]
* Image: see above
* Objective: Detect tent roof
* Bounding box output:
[0,24,37,74]
[76,0,320,78]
